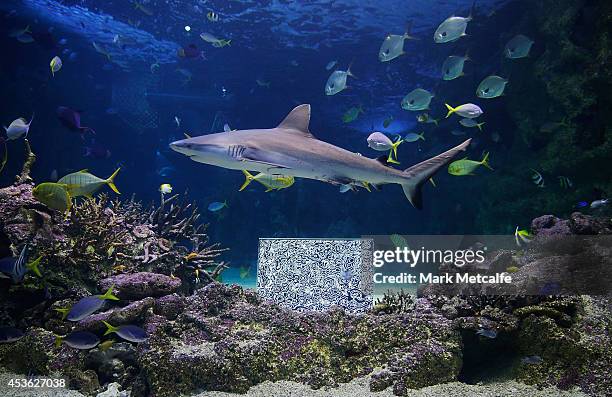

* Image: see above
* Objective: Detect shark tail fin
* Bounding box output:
[240,170,255,191]
[106,168,121,194]
[401,139,471,209]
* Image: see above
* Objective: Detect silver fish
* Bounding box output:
[505,34,534,59]
[476,75,508,98]
[401,88,434,111]
[442,54,469,80]
[379,25,415,62]
[434,14,472,43]
[4,115,33,140]
[325,65,354,95]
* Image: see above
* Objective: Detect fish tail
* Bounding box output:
[401,139,471,209]
[429,177,437,187]
[100,284,120,301]
[26,256,43,277]
[477,122,485,131]
[240,170,255,191]
[404,20,416,40]
[25,25,31,34]
[54,308,69,321]
[418,132,426,141]
[224,200,229,208]
[102,320,118,336]
[54,335,64,348]
[480,152,493,170]
[433,119,439,126]
[468,0,476,20]
[346,61,356,79]
[106,168,121,194]
[445,103,456,118]
[387,151,401,165]
[392,138,403,159]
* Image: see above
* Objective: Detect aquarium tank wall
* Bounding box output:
[0,0,610,396]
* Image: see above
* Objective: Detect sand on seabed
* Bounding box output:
[0,372,589,397]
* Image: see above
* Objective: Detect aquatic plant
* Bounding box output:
[372,289,415,314]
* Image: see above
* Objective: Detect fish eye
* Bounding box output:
[484,88,489,93]
[445,69,449,74]
[330,83,334,88]
[442,32,447,37]
[409,100,414,105]
[384,49,389,55]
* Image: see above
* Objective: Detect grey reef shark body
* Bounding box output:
[170,104,471,209]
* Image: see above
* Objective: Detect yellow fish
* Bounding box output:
[32,183,72,213]
[448,152,493,175]
[239,170,294,192]
[58,168,120,198]
[184,252,199,261]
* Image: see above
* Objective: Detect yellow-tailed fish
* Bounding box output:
[240,170,294,192]
[58,168,121,198]
[515,227,533,247]
[159,183,173,194]
[448,152,493,175]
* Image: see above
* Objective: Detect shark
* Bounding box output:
[169,104,471,209]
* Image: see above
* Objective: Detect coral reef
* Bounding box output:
[0,145,610,397]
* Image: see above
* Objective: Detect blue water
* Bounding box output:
[1,0,536,280]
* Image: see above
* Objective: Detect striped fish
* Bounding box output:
[0,245,27,283]
[530,169,545,188]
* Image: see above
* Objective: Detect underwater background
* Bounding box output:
[0,1,611,397]
[1,0,610,281]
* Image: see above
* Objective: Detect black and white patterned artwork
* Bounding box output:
[257,238,374,313]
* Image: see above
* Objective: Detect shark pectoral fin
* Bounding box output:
[402,139,471,209]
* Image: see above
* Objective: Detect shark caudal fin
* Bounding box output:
[401,139,471,209]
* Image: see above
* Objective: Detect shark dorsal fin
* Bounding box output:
[277,104,314,138]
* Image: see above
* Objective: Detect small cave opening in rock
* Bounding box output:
[458,329,521,384]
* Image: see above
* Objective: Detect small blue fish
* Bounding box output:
[103,321,147,343]
[476,328,497,339]
[65,286,119,321]
[0,327,24,343]
[576,201,588,208]
[208,201,228,212]
[521,355,543,365]
[55,331,100,349]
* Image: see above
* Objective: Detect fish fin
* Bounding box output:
[106,168,121,194]
[429,178,437,187]
[239,170,254,191]
[477,122,485,131]
[100,284,120,301]
[240,148,292,170]
[102,320,118,336]
[433,119,439,126]
[480,152,493,170]
[54,308,70,320]
[54,335,64,348]
[444,103,456,118]
[401,139,471,209]
[346,61,356,79]
[391,138,403,159]
[264,187,273,192]
[78,169,89,173]
[418,132,425,141]
[276,104,315,138]
[26,256,43,277]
